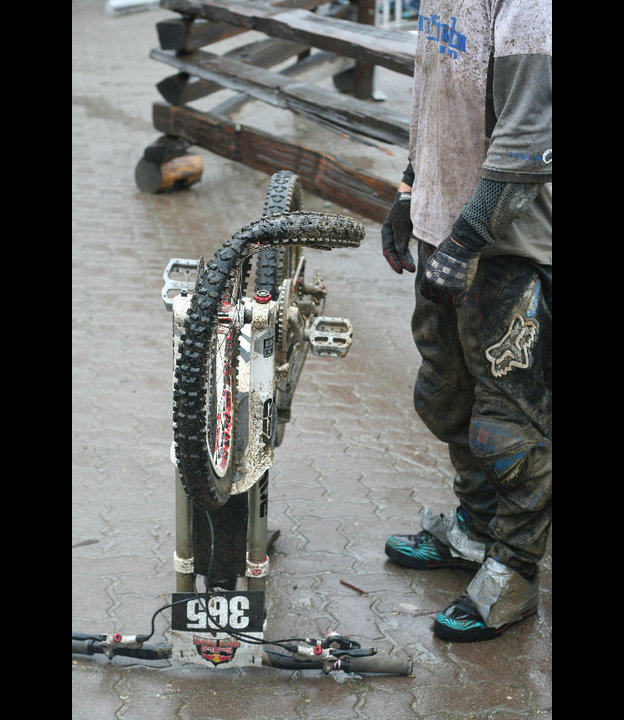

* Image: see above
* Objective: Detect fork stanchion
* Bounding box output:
[174,468,195,593]
[247,471,270,595]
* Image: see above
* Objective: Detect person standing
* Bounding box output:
[380,0,552,642]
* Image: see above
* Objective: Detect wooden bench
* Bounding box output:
[136,0,417,223]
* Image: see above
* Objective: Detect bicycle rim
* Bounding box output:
[207,288,238,479]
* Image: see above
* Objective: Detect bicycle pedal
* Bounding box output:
[307,316,353,357]
[161,257,202,310]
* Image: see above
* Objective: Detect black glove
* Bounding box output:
[418,179,542,307]
[381,192,415,274]
[418,216,484,307]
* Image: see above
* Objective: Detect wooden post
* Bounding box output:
[354,0,376,99]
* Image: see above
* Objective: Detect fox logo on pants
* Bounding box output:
[485,314,538,378]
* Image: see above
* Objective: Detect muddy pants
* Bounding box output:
[412,242,552,581]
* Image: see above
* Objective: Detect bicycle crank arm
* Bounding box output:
[306,316,353,357]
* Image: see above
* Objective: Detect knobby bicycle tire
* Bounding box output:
[256,170,303,299]
[173,211,364,511]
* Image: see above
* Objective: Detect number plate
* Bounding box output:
[171,591,264,634]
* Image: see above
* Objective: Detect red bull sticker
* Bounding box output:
[193,635,241,666]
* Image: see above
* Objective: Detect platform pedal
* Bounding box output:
[162,257,202,310]
[307,316,353,357]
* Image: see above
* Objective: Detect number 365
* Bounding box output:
[185,595,250,630]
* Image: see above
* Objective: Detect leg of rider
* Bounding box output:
[449,445,498,543]
[409,241,497,562]
[457,254,552,627]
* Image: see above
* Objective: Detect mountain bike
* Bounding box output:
[73,171,412,675]
[165,170,361,512]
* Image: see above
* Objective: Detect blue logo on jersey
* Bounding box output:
[418,15,466,58]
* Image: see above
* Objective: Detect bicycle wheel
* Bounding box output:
[174,212,365,511]
[173,255,247,510]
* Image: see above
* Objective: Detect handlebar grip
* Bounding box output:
[72,638,99,655]
[341,653,413,676]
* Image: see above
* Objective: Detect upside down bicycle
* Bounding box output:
[72,171,412,675]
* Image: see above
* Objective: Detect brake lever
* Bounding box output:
[330,646,377,658]
[99,633,149,659]
[321,631,376,657]
[290,633,377,663]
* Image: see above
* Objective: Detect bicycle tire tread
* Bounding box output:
[256,170,303,297]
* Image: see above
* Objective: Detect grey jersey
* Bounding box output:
[408,0,552,264]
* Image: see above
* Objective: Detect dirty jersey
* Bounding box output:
[408,0,552,264]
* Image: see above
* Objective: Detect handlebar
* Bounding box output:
[72,632,411,674]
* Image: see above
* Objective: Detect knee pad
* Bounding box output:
[469,417,534,485]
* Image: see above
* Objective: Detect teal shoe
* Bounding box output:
[433,595,537,642]
[385,531,481,570]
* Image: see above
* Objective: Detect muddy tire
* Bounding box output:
[255,170,303,299]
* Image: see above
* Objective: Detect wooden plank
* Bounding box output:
[160,0,417,75]
[152,101,396,223]
[150,47,410,147]
[156,0,332,51]
[209,49,354,117]
[156,37,309,105]
[157,17,244,51]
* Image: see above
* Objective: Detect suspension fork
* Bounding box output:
[241,290,277,490]
[170,289,196,592]
[248,471,269,592]
[244,290,276,594]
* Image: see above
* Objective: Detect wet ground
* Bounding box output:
[72,2,551,718]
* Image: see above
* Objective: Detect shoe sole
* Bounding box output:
[433,607,538,643]
[384,541,480,571]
